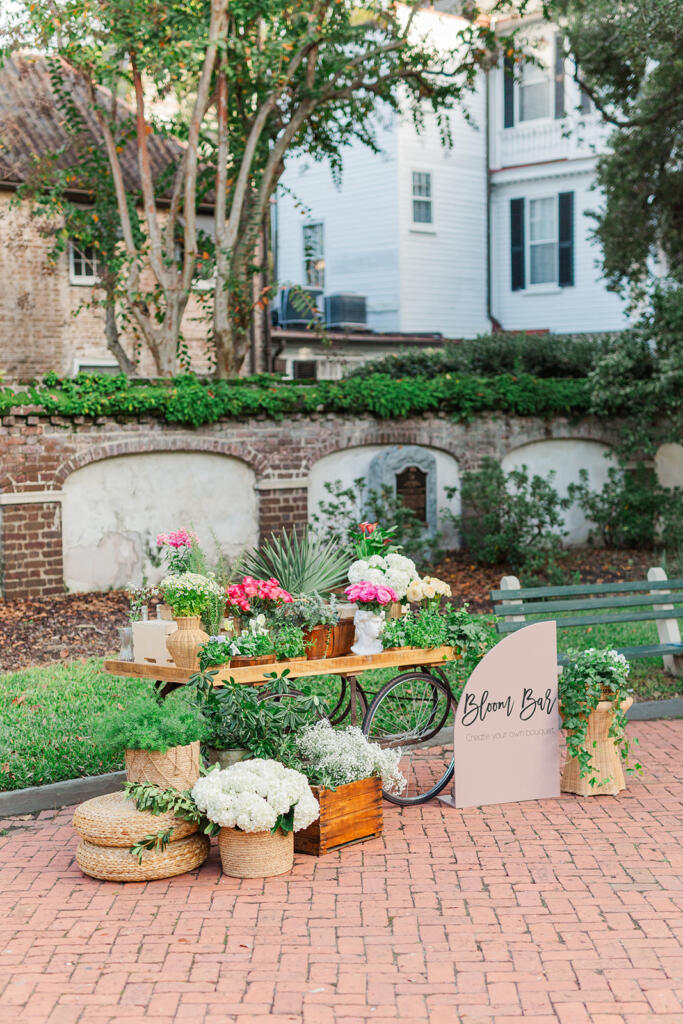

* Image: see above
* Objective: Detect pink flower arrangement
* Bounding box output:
[345,581,398,611]
[226,576,293,616]
[157,528,195,550]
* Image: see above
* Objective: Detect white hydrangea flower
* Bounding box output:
[191,759,319,833]
[348,559,370,584]
[295,721,406,795]
[385,567,411,600]
[367,554,388,569]
[385,553,417,578]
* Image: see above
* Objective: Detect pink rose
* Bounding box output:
[375,586,397,606]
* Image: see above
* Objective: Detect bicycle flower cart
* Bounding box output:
[104,645,459,806]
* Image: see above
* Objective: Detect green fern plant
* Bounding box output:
[238,528,351,595]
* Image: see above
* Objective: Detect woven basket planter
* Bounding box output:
[76,832,210,882]
[72,791,197,847]
[561,696,634,796]
[125,741,200,791]
[166,616,209,670]
[217,826,294,878]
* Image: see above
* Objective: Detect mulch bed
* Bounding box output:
[0,548,664,673]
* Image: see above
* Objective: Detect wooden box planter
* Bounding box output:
[294,776,383,856]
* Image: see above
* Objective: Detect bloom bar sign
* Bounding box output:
[440,622,560,809]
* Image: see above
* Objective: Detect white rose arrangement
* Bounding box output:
[347,552,417,600]
[191,759,319,833]
[406,575,452,606]
[295,720,407,795]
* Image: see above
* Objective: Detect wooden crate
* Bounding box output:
[294,777,383,856]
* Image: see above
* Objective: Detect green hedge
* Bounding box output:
[0,370,594,426]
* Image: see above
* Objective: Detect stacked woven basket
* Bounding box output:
[72,741,209,882]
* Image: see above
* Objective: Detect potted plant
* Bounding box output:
[348,552,418,618]
[95,689,207,791]
[274,594,340,660]
[191,759,320,877]
[199,636,232,671]
[559,648,639,796]
[229,622,275,666]
[160,572,223,669]
[344,582,398,655]
[291,720,406,856]
[272,623,306,662]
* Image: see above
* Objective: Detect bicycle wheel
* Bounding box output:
[362,671,455,806]
[327,676,368,726]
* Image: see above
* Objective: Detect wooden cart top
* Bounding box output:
[103,646,456,686]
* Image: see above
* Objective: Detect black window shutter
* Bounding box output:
[510,198,525,291]
[504,56,514,128]
[558,191,574,287]
[554,35,565,118]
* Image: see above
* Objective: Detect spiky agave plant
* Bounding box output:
[238,528,351,595]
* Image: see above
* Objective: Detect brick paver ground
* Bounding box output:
[0,718,681,1024]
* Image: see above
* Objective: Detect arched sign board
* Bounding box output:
[439,621,560,809]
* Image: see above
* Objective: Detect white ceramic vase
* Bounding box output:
[351,608,385,656]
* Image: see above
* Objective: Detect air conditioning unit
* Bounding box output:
[324,293,367,330]
[278,287,323,328]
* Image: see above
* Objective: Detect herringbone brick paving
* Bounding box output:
[0,718,681,1023]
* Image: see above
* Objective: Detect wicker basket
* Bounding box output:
[76,832,210,882]
[72,791,197,847]
[166,616,209,670]
[217,826,294,878]
[561,696,634,796]
[125,741,200,791]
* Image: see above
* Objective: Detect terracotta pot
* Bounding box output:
[303,624,332,660]
[218,826,294,878]
[561,696,634,796]
[125,741,201,791]
[166,616,209,670]
[328,620,355,658]
[230,653,273,667]
[206,747,250,769]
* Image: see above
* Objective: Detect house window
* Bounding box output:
[291,359,318,380]
[412,172,433,225]
[518,60,551,122]
[528,196,557,285]
[510,192,574,291]
[303,223,325,289]
[69,241,100,285]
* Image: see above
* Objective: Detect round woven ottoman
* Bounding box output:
[72,791,210,882]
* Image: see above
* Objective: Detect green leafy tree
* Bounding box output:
[2,0,526,376]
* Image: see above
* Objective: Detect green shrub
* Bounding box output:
[94,689,207,753]
[447,457,570,577]
[345,331,618,381]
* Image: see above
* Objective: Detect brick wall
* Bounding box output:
[0,407,624,599]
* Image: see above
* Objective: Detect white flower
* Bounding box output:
[385,567,411,600]
[191,759,319,833]
[367,555,388,569]
[406,579,424,603]
[348,559,370,584]
[385,553,417,578]
[295,721,406,795]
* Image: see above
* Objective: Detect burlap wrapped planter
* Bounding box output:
[125,741,200,791]
[217,827,294,878]
[72,791,198,847]
[76,833,210,882]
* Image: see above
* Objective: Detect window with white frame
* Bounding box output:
[69,241,101,285]
[528,196,557,285]
[411,171,433,225]
[518,60,552,122]
[303,222,325,289]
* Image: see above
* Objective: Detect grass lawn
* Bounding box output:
[1,618,680,793]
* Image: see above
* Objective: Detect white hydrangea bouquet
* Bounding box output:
[347,552,417,601]
[160,571,222,618]
[405,575,452,608]
[295,720,407,795]
[191,759,319,834]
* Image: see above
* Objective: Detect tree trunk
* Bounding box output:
[104,299,136,375]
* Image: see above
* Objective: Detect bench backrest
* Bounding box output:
[490,575,683,634]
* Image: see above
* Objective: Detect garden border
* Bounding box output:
[0,697,680,818]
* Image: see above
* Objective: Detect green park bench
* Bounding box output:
[490,567,683,675]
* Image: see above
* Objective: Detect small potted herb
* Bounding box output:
[160,572,223,670]
[274,594,340,660]
[272,624,306,661]
[95,689,207,791]
[229,629,275,667]
[559,648,639,795]
[199,636,232,671]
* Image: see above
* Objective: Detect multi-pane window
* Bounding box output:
[303,222,325,289]
[69,241,100,284]
[412,171,433,225]
[518,61,551,122]
[528,196,557,285]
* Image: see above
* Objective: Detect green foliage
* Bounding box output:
[382,605,497,670]
[312,478,444,564]
[558,648,640,785]
[0,371,593,425]
[569,463,683,550]
[130,827,175,863]
[447,457,570,578]
[230,630,275,658]
[346,332,616,380]
[238,528,351,596]
[94,688,207,753]
[273,593,339,631]
[271,624,306,660]
[199,638,232,671]
[124,778,221,861]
